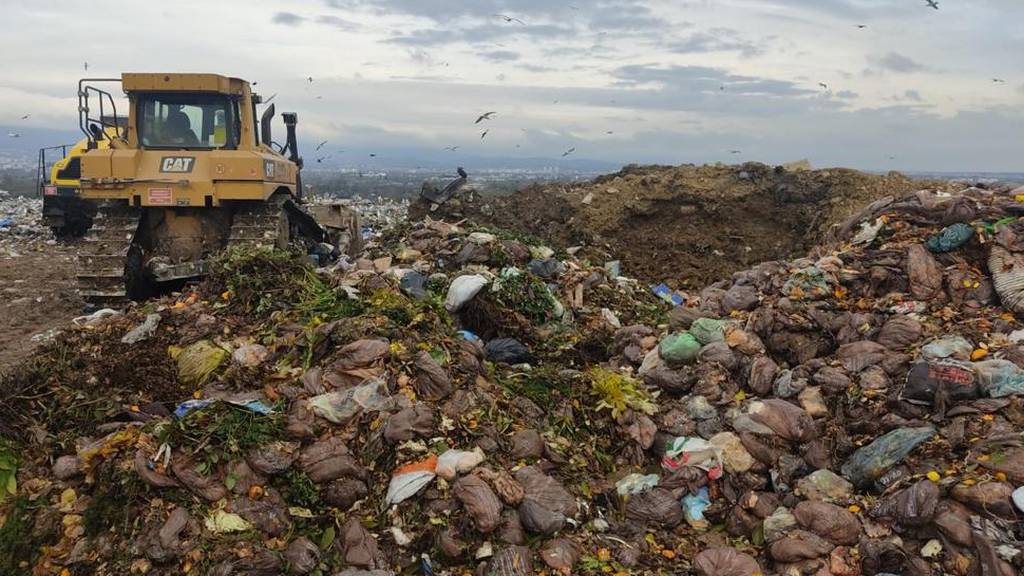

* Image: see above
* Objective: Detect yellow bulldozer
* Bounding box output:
[75,73,360,305]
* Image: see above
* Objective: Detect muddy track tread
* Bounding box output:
[227,200,288,249]
[77,204,141,307]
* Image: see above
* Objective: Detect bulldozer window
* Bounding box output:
[138,94,234,149]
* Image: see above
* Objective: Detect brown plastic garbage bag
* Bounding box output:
[693,547,762,576]
[454,475,502,533]
[907,244,944,300]
[748,356,779,396]
[210,549,282,576]
[871,478,939,529]
[476,468,525,506]
[749,399,818,443]
[876,316,923,351]
[487,546,533,576]
[794,501,861,545]
[285,537,320,575]
[383,404,435,443]
[518,499,565,535]
[414,350,453,400]
[540,538,579,575]
[171,457,227,502]
[836,341,886,373]
[769,529,835,563]
[323,478,369,511]
[514,466,576,517]
[299,438,367,483]
[509,429,544,460]
[342,518,386,569]
[144,507,197,562]
[246,441,299,475]
[625,487,683,529]
[975,446,1024,483]
[951,480,1017,519]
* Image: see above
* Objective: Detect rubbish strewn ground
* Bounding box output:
[412,163,962,287]
[0,193,82,369]
[2,169,1024,576]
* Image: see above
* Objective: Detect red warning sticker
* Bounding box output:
[148,188,172,205]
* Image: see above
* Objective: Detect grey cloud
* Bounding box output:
[316,15,360,30]
[479,50,520,62]
[387,23,574,47]
[272,12,306,26]
[667,28,764,57]
[868,52,928,73]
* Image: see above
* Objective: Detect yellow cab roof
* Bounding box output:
[121,73,247,94]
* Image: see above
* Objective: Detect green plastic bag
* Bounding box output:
[689,318,725,346]
[925,223,974,253]
[660,332,702,367]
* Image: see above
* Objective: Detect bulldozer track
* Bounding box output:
[227,199,289,250]
[76,203,141,307]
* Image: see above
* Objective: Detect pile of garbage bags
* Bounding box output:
[3,182,1024,576]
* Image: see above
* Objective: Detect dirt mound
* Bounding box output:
[413,163,958,286]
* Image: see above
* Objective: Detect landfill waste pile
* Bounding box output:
[3,177,1024,576]
[0,190,49,255]
[410,163,962,287]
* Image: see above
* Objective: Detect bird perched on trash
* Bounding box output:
[925,0,939,9]
[480,129,489,140]
[475,112,497,124]
[316,140,328,151]
[494,14,525,24]
[562,147,576,157]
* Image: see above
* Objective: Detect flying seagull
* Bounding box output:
[856,24,867,29]
[729,150,742,154]
[606,131,614,135]
[369,153,377,158]
[444,146,460,151]
[475,111,497,124]
[20,114,30,120]
[819,82,829,90]
[925,0,939,9]
[480,129,490,140]
[494,14,525,24]
[7,132,20,138]
[307,76,314,83]
[562,147,576,157]
[315,140,328,151]
[316,155,330,164]
[993,78,1006,83]
[83,61,88,71]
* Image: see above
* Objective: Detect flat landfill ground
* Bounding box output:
[0,241,82,369]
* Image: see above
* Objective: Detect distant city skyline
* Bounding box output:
[0,1,1022,172]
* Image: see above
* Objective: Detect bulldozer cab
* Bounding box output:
[76,73,301,207]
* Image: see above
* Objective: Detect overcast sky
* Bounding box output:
[1,0,1022,171]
